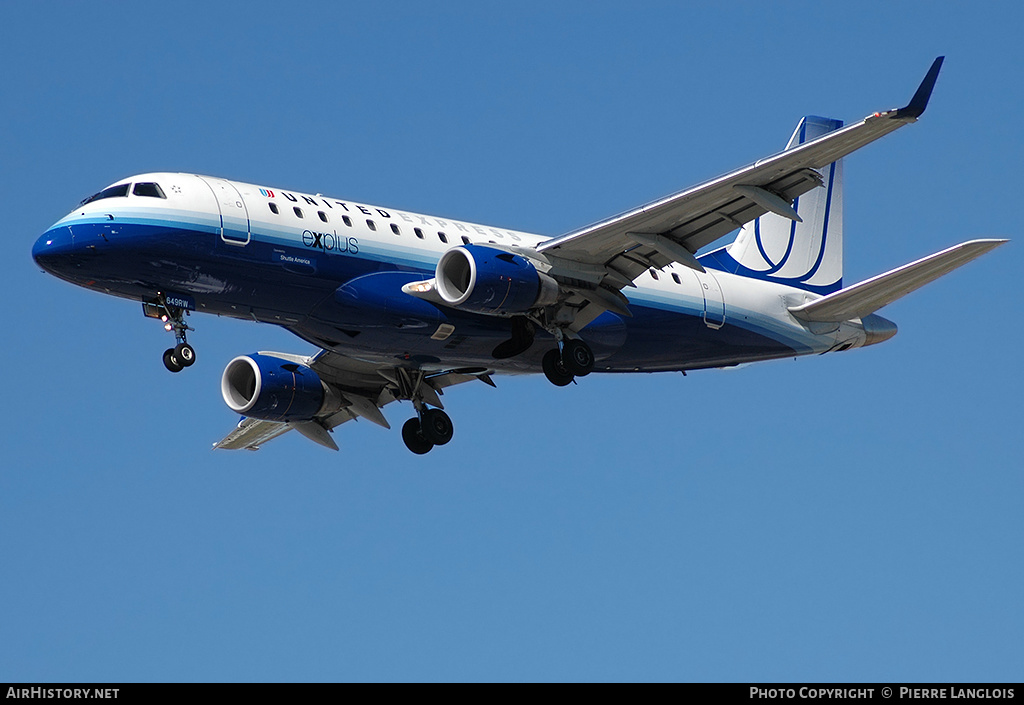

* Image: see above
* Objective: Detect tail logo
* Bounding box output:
[708,116,845,295]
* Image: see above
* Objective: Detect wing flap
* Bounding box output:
[213,417,292,451]
[789,239,1007,323]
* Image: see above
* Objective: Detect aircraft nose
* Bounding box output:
[32,226,77,274]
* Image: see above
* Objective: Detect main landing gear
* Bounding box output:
[388,368,455,455]
[144,297,197,373]
[542,337,594,386]
[490,314,597,388]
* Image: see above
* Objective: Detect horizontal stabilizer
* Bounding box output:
[789,239,1007,322]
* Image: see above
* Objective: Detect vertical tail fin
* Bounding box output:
[718,116,845,294]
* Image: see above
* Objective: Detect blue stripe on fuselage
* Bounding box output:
[44,212,822,372]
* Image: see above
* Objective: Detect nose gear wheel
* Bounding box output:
[163,348,184,373]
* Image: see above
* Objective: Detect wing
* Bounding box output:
[213,348,495,451]
[534,58,944,292]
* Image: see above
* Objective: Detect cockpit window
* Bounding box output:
[132,182,166,199]
[80,183,130,205]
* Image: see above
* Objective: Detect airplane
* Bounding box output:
[31,57,1007,455]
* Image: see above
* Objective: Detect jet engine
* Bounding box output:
[434,244,558,315]
[221,353,335,423]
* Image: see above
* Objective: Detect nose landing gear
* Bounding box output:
[144,297,196,373]
[161,308,196,373]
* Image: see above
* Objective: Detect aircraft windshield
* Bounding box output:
[80,183,130,205]
[132,182,166,199]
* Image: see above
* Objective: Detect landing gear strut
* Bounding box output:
[542,336,594,386]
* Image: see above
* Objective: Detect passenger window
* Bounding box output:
[342,215,352,227]
[132,182,166,198]
[366,220,376,231]
[318,211,329,223]
[650,269,659,280]
[461,236,471,245]
[390,223,401,235]
[414,227,424,239]
[671,273,681,284]
[293,207,304,218]
[438,232,448,243]
[268,202,279,215]
[81,183,130,205]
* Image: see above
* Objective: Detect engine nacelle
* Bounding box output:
[435,244,558,315]
[221,354,330,423]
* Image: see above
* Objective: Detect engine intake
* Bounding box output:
[221,354,329,423]
[435,244,558,315]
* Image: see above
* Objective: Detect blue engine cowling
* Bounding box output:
[435,244,558,315]
[221,354,326,422]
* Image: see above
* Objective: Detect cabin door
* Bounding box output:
[693,270,725,329]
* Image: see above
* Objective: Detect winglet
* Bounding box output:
[896,56,944,119]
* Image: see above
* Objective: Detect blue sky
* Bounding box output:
[2,1,1021,682]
